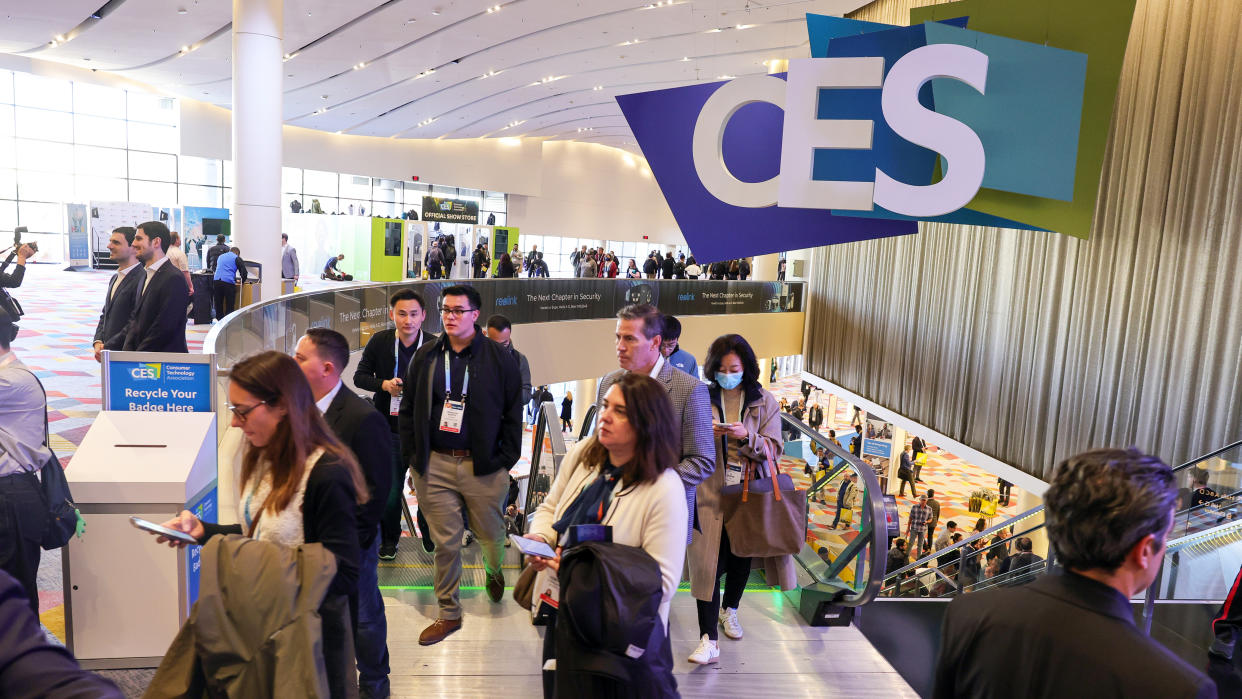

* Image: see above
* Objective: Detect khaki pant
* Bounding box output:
[411,451,509,619]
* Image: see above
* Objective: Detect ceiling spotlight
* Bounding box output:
[320,94,328,99]
[486,4,501,13]
[735,24,753,29]
[283,52,298,61]
[177,7,188,14]
[405,18,416,24]
[180,45,189,53]
[717,74,735,80]
[431,8,441,15]
[680,56,690,61]
[592,85,602,91]
[353,62,366,70]
[54,34,65,42]
[705,28,721,33]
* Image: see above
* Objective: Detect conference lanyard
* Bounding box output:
[444,349,469,401]
[393,331,423,379]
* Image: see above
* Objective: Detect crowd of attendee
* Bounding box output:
[0,236,1228,697]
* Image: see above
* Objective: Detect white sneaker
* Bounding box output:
[719,607,744,640]
[687,634,719,664]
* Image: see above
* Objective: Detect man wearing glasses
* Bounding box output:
[397,285,522,646]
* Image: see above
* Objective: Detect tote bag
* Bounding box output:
[720,443,807,557]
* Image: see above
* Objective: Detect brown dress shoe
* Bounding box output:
[419,618,462,646]
[486,571,505,603]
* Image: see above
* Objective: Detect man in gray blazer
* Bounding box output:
[281,233,299,287]
[598,304,714,543]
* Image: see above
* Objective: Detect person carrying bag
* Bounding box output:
[686,334,798,665]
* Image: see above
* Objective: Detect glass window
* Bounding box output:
[72,82,126,118]
[0,170,14,199]
[340,174,371,200]
[341,198,367,215]
[74,175,128,202]
[0,201,15,232]
[483,191,506,213]
[281,167,302,193]
[127,122,177,153]
[14,73,71,112]
[488,212,506,226]
[178,184,222,207]
[16,171,69,201]
[180,154,222,186]
[371,199,400,218]
[74,145,126,177]
[126,91,177,125]
[223,188,233,208]
[128,180,176,205]
[303,169,337,196]
[15,107,73,142]
[0,71,13,105]
[15,139,73,173]
[17,201,64,232]
[0,138,14,172]
[0,105,13,137]
[129,151,176,181]
[432,185,456,198]
[74,114,127,147]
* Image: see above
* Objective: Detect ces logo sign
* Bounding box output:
[616,2,1136,260]
[131,363,161,380]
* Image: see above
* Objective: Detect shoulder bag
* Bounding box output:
[720,442,806,557]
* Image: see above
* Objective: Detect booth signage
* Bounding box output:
[421,196,479,223]
[616,0,1137,260]
[101,352,216,412]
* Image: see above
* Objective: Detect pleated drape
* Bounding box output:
[804,0,1242,480]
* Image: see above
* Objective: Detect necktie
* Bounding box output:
[107,273,120,302]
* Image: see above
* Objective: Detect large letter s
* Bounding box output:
[874,44,988,217]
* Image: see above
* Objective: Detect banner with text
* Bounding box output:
[421,196,480,224]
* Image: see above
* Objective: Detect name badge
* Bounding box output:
[440,400,465,433]
[724,461,745,487]
[389,392,402,417]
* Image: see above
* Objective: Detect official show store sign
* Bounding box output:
[421,196,479,223]
[108,360,212,412]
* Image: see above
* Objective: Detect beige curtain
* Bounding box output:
[805,0,1242,480]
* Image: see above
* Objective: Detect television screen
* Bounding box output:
[203,218,231,239]
[384,221,402,256]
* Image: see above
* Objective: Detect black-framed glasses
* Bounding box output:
[439,306,476,318]
[227,400,267,423]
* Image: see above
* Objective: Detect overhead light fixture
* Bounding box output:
[353,62,367,70]
[486,4,501,13]
[431,8,441,15]
[705,28,722,33]
[481,69,498,78]
[283,52,298,61]
[177,7,188,14]
[592,85,602,91]
[54,34,65,42]
[735,24,753,30]
[320,94,328,99]
[179,45,190,53]
[681,56,690,61]
[405,18,416,24]
[717,74,735,80]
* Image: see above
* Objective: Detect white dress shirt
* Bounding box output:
[141,255,170,295]
[314,380,343,414]
[109,261,140,300]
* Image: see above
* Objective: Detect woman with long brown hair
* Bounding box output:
[159,350,368,601]
[526,373,687,697]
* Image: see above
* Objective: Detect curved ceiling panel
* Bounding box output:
[0,0,873,153]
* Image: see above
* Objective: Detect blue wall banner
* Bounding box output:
[185,483,216,606]
[101,352,216,413]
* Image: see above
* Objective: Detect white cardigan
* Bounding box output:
[529,440,688,625]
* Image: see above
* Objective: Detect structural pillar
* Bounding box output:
[753,253,780,281]
[571,378,599,436]
[232,0,283,302]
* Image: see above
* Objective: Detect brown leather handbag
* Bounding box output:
[720,443,807,557]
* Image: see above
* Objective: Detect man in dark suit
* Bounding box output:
[597,304,714,544]
[934,448,1215,698]
[91,226,142,362]
[294,328,393,699]
[123,221,188,353]
[353,288,436,560]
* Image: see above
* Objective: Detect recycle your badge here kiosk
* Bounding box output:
[62,352,219,668]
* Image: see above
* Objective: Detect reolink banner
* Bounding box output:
[616,0,1137,260]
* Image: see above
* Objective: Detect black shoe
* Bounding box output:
[486,571,505,603]
[420,533,435,553]
[378,542,398,560]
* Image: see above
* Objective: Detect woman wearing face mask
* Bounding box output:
[685,334,792,665]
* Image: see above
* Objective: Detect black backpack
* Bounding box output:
[18,370,78,549]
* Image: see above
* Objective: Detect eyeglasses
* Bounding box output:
[439,306,476,318]
[227,400,267,423]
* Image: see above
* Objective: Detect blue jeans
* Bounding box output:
[356,528,390,698]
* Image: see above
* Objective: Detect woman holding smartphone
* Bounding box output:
[685,333,792,665]
[153,351,368,696]
[525,373,687,698]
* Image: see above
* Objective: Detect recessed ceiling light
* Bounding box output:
[431,8,441,15]
[320,94,328,99]
[717,74,735,79]
[180,45,189,53]
[736,24,753,29]
[405,18,416,24]
[705,28,721,33]
[681,56,690,61]
[592,85,602,91]
[177,7,188,14]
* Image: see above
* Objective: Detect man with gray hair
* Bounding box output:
[597,304,713,543]
[934,448,1214,698]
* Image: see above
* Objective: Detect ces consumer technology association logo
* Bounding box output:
[616,0,1138,260]
[130,363,161,380]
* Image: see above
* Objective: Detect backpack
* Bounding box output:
[17,371,78,549]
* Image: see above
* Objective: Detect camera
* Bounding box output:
[12,226,35,254]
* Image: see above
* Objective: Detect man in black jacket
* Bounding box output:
[204,233,229,272]
[294,328,393,699]
[398,285,522,646]
[659,253,675,279]
[123,221,189,353]
[91,226,142,361]
[643,253,658,279]
[485,314,531,407]
[935,448,1215,698]
[354,289,436,559]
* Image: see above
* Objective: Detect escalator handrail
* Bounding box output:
[577,403,599,441]
[523,401,552,517]
[882,437,1242,584]
[779,413,888,606]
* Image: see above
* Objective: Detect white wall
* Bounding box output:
[506,141,684,245]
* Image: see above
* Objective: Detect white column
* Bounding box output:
[232,0,283,302]
[752,253,779,280]
[571,378,599,436]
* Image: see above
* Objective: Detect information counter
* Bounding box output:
[63,411,217,669]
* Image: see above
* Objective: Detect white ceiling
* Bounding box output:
[0,0,872,153]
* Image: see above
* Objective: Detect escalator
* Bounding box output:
[865,438,1242,695]
[521,404,891,625]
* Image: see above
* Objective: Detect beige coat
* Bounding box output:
[688,385,797,602]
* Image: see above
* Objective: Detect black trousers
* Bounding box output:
[0,472,45,615]
[212,280,236,320]
[696,526,751,640]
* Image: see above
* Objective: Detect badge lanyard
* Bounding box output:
[438,349,469,433]
[389,331,421,416]
[444,349,469,401]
